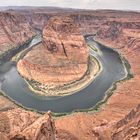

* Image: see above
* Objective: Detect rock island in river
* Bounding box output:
[17,17,99,96]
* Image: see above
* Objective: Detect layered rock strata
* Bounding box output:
[0,109,56,140]
[0,12,35,57]
[0,10,140,140]
[0,104,139,140]
[92,104,140,140]
[17,16,89,89]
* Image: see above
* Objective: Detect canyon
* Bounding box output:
[0,12,35,60]
[17,16,90,92]
[0,8,139,139]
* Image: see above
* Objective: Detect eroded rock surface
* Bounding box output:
[0,109,56,140]
[17,16,89,88]
[0,108,39,138]
[93,104,140,140]
[0,104,139,140]
[0,12,35,56]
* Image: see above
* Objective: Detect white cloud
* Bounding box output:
[0,0,140,10]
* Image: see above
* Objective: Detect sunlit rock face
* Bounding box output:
[0,12,35,56]
[92,104,140,140]
[17,16,89,88]
[0,109,56,140]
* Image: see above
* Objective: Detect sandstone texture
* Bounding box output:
[0,104,139,140]
[92,104,140,140]
[0,109,56,140]
[0,9,140,140]
[0,12,35,56]
[17,16,89,88]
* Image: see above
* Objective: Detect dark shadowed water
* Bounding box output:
[0,36,127,113]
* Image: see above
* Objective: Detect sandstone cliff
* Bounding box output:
[17,16,89,88]
[93,104,140,140]
[0,12,35,57]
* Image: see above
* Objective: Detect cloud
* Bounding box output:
[0,0,140,10]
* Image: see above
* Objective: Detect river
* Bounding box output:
[0,35,127,113]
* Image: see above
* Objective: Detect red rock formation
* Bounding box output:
[0,109,56,140]
[54,12,140,140]
[1,10,140,140]
[11,113,56,140]
[0,108,39,138]
[17,16,89,88]
[0,105,139,140]
[0,12,35,56]
[93,104,140,140]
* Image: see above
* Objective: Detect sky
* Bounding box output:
[0,0,140,11]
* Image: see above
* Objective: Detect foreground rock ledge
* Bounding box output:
[0,104,139,140]
[17,16,89,90]
[0,109,56,140]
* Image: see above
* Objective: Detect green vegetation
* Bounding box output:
[26,79,47,94]
[88,44,98,52]
[121,56,133,79]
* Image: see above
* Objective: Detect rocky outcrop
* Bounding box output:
[17,16,89,88]
[93,104,140,140]
[0,105,139,140]
[0,108,39,138]
[11,113,56,140]
[0,12,35,56]
[0,109,56,140]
